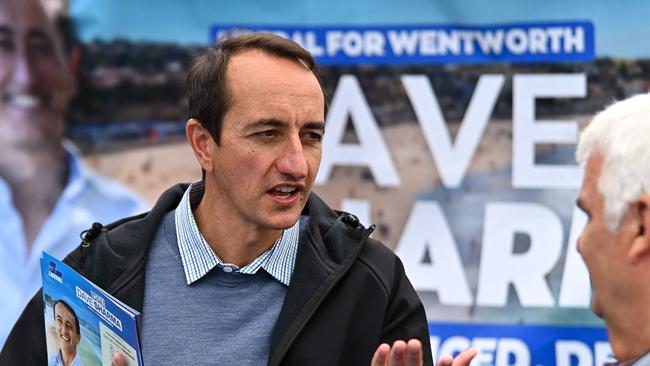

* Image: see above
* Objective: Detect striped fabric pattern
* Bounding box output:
[174,183,299,286]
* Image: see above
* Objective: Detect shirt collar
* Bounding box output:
[175,182,299,286]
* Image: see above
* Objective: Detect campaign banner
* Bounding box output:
[2,0,647,362]
[210,22,595,65]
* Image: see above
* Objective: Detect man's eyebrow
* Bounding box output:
[303,121,325,132]
[244,119,325,132]
[245,118,286,130]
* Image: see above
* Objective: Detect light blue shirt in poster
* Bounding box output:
[49,350,86,366]
[0,142,148,348]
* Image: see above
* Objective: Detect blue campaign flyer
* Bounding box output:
[41,252,143,366]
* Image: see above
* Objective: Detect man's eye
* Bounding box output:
[304,131,323,142]
[257,130,278,138]
[29,39,54,55]
[0,36,13,51]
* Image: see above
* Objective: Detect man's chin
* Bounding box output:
[262,211,301,230]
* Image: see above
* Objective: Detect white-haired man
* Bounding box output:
[576,92,650,365]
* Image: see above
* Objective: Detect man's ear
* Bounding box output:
[629,194,650,263]
[186,119,215,173]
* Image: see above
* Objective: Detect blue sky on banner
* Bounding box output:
[70,0,650,59]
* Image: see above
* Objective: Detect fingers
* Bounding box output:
[453,348,477,366]
[406,339,423,366]
[436,354,454,366]
[388,340,407,366]
[372,343,391,366]
[372,339,424,366]
[436,348,477,366]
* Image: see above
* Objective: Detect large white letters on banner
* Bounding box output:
[316,75,400,187]
[402,74,505,188]
[512,73,586,189]
[395,201,472,306]
[477,203,563,307]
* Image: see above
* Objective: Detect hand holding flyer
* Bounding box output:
[41,252,144,366]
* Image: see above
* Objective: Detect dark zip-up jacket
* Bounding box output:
[1,184,433,365]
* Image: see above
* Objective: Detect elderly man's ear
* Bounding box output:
[629,195,650,264]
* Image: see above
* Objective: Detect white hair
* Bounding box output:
[576,92,650,232]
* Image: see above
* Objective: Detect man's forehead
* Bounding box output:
[0,0,55,30]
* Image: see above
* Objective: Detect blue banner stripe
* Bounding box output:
[428,322,614,365]
[210,22,595,65]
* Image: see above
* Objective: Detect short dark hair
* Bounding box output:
[53,300,80,337]
[186,32,326,144]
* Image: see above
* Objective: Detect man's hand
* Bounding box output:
[111,352,126,366]
[371,340,477,366]
[371,339,423,366]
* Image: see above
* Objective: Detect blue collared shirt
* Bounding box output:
[175,182,299,286]
[48,350,86,366]
[0,141,148,348]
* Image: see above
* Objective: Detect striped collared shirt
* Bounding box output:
[174,182,299,286]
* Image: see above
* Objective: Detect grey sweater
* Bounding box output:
[141,210,287,365]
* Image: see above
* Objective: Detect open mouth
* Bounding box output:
[4,93,46,110]
[60,334,71,342]
[268,186,300,200]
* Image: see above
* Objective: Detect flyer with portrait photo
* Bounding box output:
[41,252,144,366]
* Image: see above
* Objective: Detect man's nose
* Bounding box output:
[276,136,308,180]
[10,51,37,88]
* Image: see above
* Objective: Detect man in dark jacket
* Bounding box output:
[1,33,475,366]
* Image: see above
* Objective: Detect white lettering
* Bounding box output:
[505,29,528,55]
[496,338,530,366]
[475,30,505,54]
[395,201,472,305]
[402,74,504,188]
[419,30,438,56]
[387,30,419,56]
[364,31,385,56]
[477,203,563,307]
[528,27,548,54]
[512,73,586,189]
[556,340,592,366]
[316,75,400,186]
[564,27,585,53]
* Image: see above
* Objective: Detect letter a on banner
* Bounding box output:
[477,202,563,307]
[316,75,400,187]
[395,201,472,306]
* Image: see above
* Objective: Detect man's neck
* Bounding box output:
[0,144,68,248]
[607,291,650,363]
[60,348,77,366]
[193,192,282,267]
